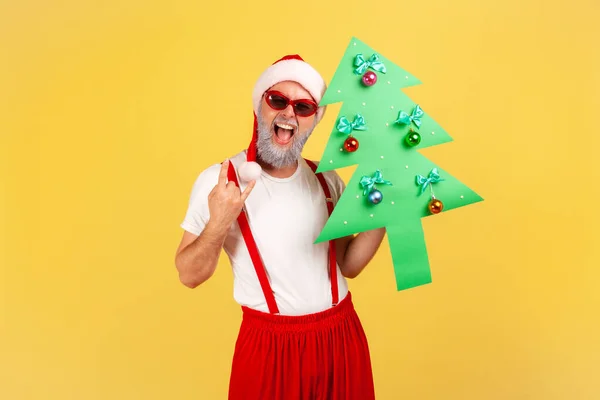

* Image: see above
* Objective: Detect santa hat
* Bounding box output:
[238,54,327,182]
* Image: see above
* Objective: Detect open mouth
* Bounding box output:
[273,123,296,145]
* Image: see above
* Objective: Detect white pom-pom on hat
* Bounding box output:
[238,161,262,182]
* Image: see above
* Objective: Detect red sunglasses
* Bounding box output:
[264,90,318,117]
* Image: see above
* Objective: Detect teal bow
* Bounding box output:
[353,53,387,75]
[395,105,424,128]
[416,168,444,195]
[337,114,367,134]
[360,170,392,195]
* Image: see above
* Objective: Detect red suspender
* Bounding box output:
[304,159,339,306]
[227,162,280,315]
[225,159,339,314]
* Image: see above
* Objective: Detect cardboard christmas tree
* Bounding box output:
[315,37,483,291]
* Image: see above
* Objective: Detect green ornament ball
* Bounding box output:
[405,131,421,147]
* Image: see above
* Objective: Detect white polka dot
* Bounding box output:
[339,148,343,151]
[329,160,333,163]
[387,81,391,84]
[431,131,435,135]
[356,195,360,199]
[460,195,464,199]
[353,43,357,46]
[337,89,341,93]
[370,214,374,218]
[380,156,384,159]
[385,123,389,127]
[344,221,348,224]
[390,105,394,109]
[405,165,409,169]
[405,76,409,79]
[391,201,395,205]
[362,102,366,106]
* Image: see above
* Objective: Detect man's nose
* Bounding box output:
[281,104,295,118]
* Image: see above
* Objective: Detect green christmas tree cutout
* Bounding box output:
[315,37,484,291]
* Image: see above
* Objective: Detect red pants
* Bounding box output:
[228,292,375,399]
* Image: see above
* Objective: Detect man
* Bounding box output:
[175,54,386,399]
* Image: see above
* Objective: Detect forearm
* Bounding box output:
[339,227,386,278]
[175,221,228,288]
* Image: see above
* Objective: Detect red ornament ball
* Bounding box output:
[361,71,377,86]
[343,136,359,152]
[428,198,444,214]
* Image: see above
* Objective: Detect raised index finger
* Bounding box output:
[218,160,229,187]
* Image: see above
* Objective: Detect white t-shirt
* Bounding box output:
[180,150,350,316]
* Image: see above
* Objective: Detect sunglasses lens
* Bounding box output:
[294,101,317,116]
[266,93,288,110]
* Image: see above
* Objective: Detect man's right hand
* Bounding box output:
[207,159,256,233]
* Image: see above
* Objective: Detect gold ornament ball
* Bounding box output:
[428,199,444,214]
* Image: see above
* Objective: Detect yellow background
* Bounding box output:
[1,0,599,398]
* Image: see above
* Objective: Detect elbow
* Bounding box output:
[175,259,207,288]
[342,269,359,279]
[340,260,369,279]
[340,264,360,279]
[177,268,211,288]
[179,273,201,288]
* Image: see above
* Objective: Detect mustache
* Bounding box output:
[272,116,298,129]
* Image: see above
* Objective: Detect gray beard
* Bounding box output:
[255,107,316,169]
